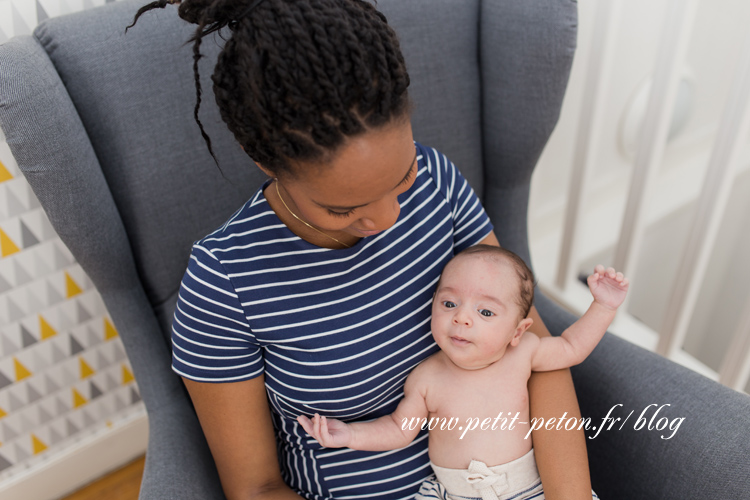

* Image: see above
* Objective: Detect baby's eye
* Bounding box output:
[479,309,494,317]
[442,301,457,309]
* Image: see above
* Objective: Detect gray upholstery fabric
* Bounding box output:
[1,0,749,499]
[536,292,750,498]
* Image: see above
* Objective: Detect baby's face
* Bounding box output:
[431,255,531,370]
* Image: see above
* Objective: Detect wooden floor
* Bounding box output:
[61,455,145,500]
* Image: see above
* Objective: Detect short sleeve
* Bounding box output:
[421,145,494,252]
[171,243,264,383]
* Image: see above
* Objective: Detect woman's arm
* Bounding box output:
[183,375,304,500]
[478,232,592,499]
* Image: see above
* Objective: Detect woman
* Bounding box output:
[129,0,592,498]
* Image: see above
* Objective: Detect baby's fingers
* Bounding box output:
[297,415,314,436]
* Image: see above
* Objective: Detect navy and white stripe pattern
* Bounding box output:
[172,142,493,499]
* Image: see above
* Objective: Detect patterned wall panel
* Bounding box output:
[0,0,144,483]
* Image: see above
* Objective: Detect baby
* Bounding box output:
[298,244,627,500]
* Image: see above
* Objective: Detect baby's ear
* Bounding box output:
[510,318,534,346]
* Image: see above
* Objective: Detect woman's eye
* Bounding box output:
[479,309,494,317]
[443,301,456,309]
[328,209,354,218]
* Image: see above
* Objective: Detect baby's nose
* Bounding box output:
[452,309,472,326]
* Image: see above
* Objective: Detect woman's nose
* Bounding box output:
[359,197,401,231]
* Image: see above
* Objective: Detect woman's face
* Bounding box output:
[272,118,418,241]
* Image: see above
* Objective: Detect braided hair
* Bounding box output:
[127,0,411,176]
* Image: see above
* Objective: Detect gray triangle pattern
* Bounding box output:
[52,245,71,270]
[69,334,84,356]
[47,281,64,305]
[26,183,41,209]
[86,326,102,349]
[96,350,109,371]
[105,374,118,391]
[112,343,127,363]
[113,394,126,413]
[2,420,19,441]
[33,252,52,277]
[130,387,141,405]
[26,285,48,312]
[0,453,12,472]
[49,426,63,445]
[0,273,12,294]
[77,301,92,323]
[0,369,12,390]
[66,418,79,437]
[8,390,25,412]
[38,404,53,425]
[6,187,26,217]
[13,261,32,286]
[89,380,103,400]
[14,443,30,463]
[44,373,60,394]
[20,325,37,348]
[35,0,49,22]
[56,396,68,416]
[11,3,32,37]
[7,296,25,323]
[19,221,40,248]
[2,334,19,358]
[27,382,42,404]
[50,340,67,364]
[82,408,97,427]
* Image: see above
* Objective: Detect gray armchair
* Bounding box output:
[1,0,748,499]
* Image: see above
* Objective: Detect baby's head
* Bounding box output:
[431,245,536,370]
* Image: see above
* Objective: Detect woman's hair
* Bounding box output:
[127,0,411,176]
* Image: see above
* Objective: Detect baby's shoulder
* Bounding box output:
[405,353,443,387]
[511,331,541,360]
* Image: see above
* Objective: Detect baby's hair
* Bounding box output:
[448,244,536,320]
[126,0,411,177]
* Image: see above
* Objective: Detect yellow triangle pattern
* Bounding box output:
[65,272,83,298]
[32,434,48,455]
[0,160,12,183]
[122,365,134,385]
[14,357,32,382]
[73,388,87,408]
[80,357,95,379]
[40,315,58,340]
[0,228,20,258]
[0,406,6,419]
[104,318,118,340]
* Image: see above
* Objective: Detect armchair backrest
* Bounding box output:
[0,0,576,413]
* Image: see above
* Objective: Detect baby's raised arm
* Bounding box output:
[529,265,628,372]
[297,363,430,451]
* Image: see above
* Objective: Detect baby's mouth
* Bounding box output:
[450,335,471,345]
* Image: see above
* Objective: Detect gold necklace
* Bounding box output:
[275,180,352,248]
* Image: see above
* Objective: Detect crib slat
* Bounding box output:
[556,0,622,291]
[656,32,750,358]
[612,0,699,286]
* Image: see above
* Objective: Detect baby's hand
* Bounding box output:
[587,265,629,311]
[297,413,352,448]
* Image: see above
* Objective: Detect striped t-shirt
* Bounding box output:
[171,142,494,500]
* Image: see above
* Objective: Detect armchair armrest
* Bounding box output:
[139,397,226,500]
[535,291,750,499]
